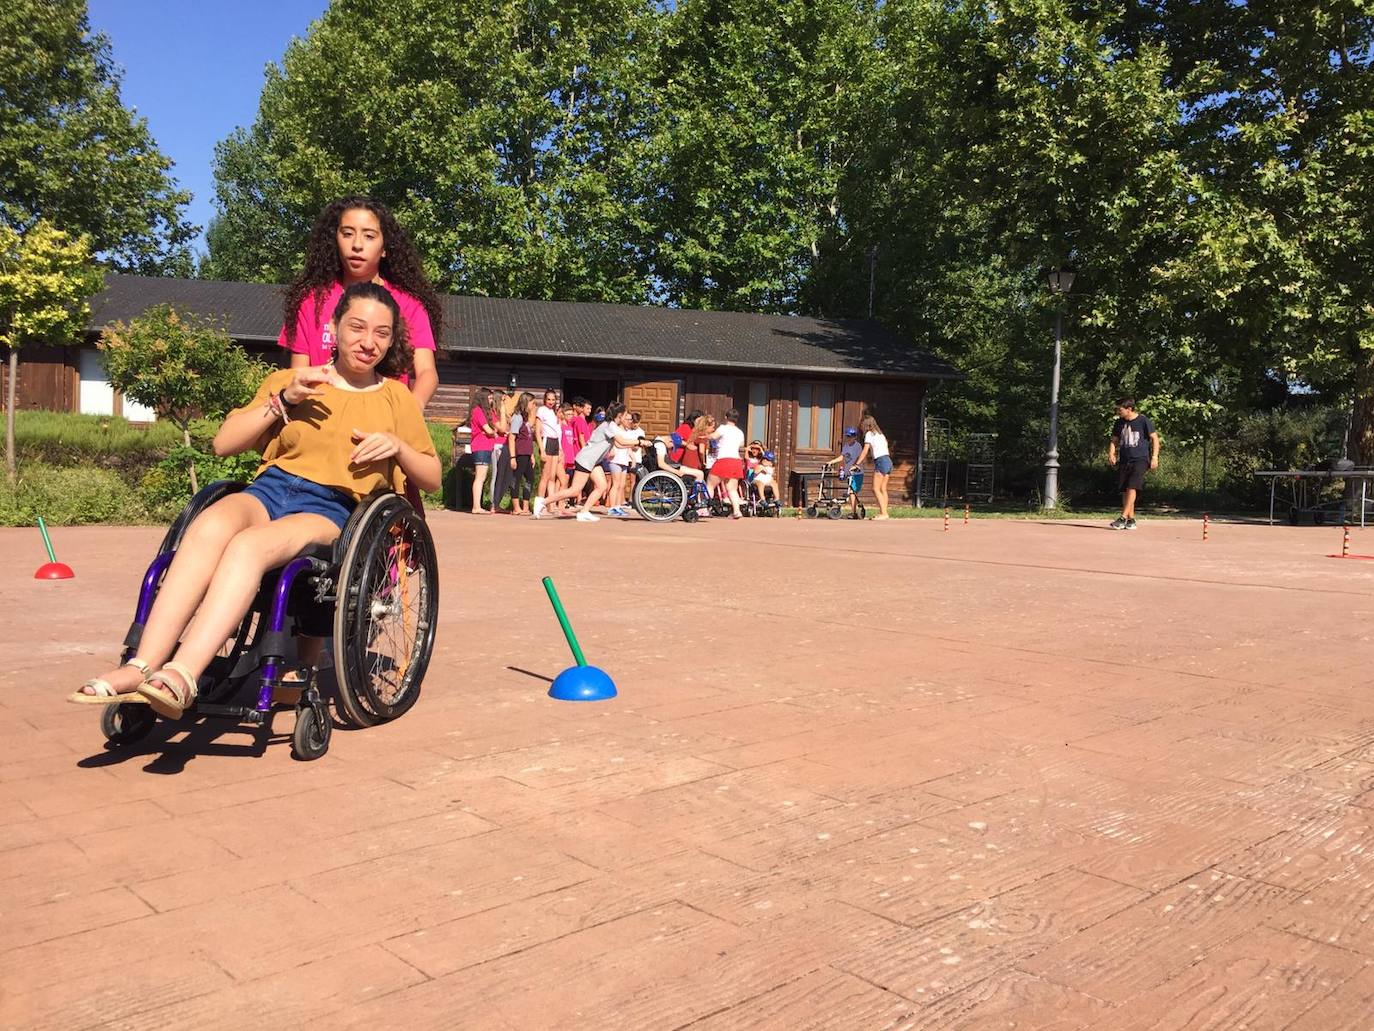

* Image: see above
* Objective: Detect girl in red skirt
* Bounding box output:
[707,408,746,519]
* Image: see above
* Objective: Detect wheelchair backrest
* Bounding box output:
[641,438,668,473]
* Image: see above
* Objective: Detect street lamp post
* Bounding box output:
[1043,267,1075,510]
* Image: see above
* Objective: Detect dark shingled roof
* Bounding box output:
[88,274,960,381]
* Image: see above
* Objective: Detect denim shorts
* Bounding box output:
[874,456,893,475]
[472,449,492,466]
[244,466,355,530]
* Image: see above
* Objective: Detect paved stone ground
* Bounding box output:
[3,512,1374,1029]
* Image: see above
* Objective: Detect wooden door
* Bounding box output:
[623,379,680,435]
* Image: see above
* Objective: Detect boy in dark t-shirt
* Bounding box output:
[1107,396,1159,530]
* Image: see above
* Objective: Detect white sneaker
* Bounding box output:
[532,497,546,519]
[575,510,599,522]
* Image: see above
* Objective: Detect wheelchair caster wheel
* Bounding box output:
[101,703,156,746]
[291,702,331,761]
[682,508,699,523]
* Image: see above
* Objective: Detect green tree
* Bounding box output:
[622,0,887,312]
[206,0,661,301]
[811,1,1373,488]
[0,221,103,483]
[99,305,269,492]
[0,0,196,274]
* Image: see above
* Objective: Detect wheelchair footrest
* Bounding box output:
[195,703,270,725]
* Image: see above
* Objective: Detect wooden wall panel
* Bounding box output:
[431,356,565,423]
[0,346,76,412]
[430,356,473,423]
[683,374,734,426]
[860,382,924,501]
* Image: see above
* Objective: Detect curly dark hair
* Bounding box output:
[331,282,413,380]
[283,196,443,358]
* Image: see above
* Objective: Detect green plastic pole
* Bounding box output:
[36,516,57,564]
[542,576,588,667]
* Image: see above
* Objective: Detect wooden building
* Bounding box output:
[15,274,959,504]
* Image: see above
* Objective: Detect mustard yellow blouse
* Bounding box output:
[241,369,436,500]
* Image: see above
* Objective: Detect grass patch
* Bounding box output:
[0,463,168,526]
[14,410,185,476]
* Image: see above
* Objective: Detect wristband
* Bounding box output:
[277,389,293,424]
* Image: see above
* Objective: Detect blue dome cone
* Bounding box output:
[541,576,617,703]
[549,664,617,701]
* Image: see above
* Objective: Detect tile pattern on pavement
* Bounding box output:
[3,514,1374,1028]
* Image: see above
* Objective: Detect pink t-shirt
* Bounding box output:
[560,423,576,466]
[571,414,591,450]
[277,280,436,381]
[470,407,499,452]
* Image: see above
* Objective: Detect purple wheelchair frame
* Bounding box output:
[123,550,327,723]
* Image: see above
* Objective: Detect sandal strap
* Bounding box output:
[81,678,117,698]
[149,662,199,706]
[125,658,152,675]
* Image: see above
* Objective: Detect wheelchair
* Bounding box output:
[98,480,439,761]
[631,439,690,522]
[743,477,782,517]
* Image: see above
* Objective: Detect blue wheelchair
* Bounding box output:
[631,438,715,522]
[99,480,439,760]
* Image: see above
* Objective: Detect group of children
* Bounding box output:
[464,394,774,521]
[462,391,647,520]
[459,393,895,521]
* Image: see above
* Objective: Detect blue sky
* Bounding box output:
[88,0,329,256]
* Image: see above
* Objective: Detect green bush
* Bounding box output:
[428,422,455,467]
[141,447,263,510]
[0,464,156,526]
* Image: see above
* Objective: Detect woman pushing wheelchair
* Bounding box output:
[69,282,440,718]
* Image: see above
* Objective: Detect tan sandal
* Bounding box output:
[68,659,152,705]
[137,662,199,719]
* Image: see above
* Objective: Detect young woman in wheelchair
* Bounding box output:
[70,282,440,717]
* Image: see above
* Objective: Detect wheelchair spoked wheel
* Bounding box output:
[633,471,688,522]
[334,495,438,728]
